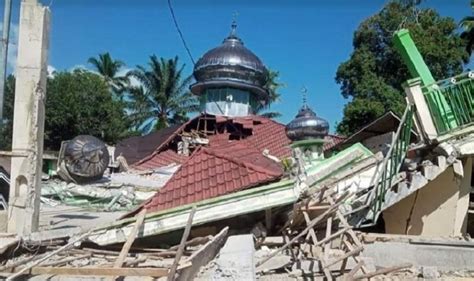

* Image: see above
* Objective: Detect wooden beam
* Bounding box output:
[41,254,91,267]
[301,205,330,211]
[302,211,333,281]
[256,201,341,267]
[325,216,333,259]
[313,227,351,247]
[325,246,363,268]
[108,210,147,281]
[345,261,364,281]
[114,210,147,268]
[168,206,196,281]
[11,267,168,277]
[176,227,229,281]
[6,228,95,280]
[354,263,412,280]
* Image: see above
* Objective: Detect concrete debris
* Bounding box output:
[0,222,229,280]
[422,266,441,279]
[197,235,256,280]
[39,165,178,211]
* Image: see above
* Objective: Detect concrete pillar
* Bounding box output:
[383,158,472,237]
[7,0,49,235]
[404,78,438,142]
[454,157,472,235]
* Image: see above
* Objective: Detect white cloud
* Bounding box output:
[69,64,89,72]
[47,65,56,78]
[118,68,141,88]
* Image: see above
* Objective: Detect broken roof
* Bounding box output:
[332,111,418,151]
[136,142,284,213]
[133,114,293,170]
[115,124,182,165]
[131,114,344,170]
[122,114,345,215]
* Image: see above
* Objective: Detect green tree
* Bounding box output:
[0,75,15,150]
[126,55,198,133]
[256,69,284,118]
[88,52,129,95]
[44,70,132,150]
[336,2,467,135]
[460,0,474,62]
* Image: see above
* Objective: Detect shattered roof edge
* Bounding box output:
[94,178,295,231]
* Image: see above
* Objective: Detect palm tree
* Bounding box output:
[126,55,199,133]
[255,69,284,118]
[88,52,129,94]
[461,0,474,63]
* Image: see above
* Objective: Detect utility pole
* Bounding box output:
[0,0,12,121]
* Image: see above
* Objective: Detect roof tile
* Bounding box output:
[137,142,284,213]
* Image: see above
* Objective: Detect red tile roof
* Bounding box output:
[134,149,188,171]
[140,142,283,213]
[133,115,293,171]
[123,114,346,216]
[324,134,346,151]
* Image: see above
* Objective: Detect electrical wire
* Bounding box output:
[167,0,196,65]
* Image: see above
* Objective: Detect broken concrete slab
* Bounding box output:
[198,234,256,281]
[362,240,474,271]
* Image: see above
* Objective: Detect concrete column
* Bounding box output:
[454,157,472,235]
[404,78,438,142]
[7,0,49,235]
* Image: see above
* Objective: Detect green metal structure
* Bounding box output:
[422,72,474,135]
[363,29,474,225]
[393,29,458,133]
[370,105,413,222]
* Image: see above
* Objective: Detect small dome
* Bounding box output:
[190,22,268,97]
[286,104,329,141]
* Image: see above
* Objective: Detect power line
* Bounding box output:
[167,0,196,65]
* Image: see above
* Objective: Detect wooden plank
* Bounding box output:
[325,246,363,268]
[0,255,39,272]
[176,227,229,281]
[41,254,91,267]
[345,261,364,281]
[354,263,412,280]
[301,205,330,211]
[325,216,333,259]
[283,233,298,261]
[109,210,147,281]
[313,227,351,247]
[326,196,369,275]
[256,201,341,267]
[168,206,196,281]
[114,210,147,268]
[6,228,95,281]
[16,267,168,277]
[342,240,369,275]
[302,211,332,281]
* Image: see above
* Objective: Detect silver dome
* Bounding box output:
[286,104,329,141]
[190,22,268,97]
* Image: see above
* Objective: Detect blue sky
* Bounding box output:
[2,0,472,131]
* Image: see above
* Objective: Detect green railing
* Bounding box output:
[369,105,413,222]
[422,72,474,135]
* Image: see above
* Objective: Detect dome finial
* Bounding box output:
[230,11,239,37]
[301,86,308,106]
